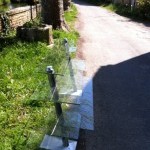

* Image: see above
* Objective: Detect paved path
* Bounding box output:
[74,0,150,150]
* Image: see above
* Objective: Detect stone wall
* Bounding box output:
[0,4,41,32]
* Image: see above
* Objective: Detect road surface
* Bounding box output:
[74,0,150,150]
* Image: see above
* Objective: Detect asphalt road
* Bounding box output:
[74,0,150,150]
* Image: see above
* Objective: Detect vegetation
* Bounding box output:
[0,3,79,150]
[22,18,42,28]
[136,0,150,19]
[0,0,10,5]
[0,35,64,150]
[101,2,150,20]
[64,4,78,28]
[80,0,150,20]
[0,13,10,36]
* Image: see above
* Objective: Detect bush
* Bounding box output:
[136,0,150,19]
[0,0,10,5]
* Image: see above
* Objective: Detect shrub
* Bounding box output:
[136,0,150,19]
[0,0,10,5]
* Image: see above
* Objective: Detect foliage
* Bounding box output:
[0,0,10,5]
[53,4,79,44]
[80,0,150,20]
[101,2,150,20]
[53,30,79,44]
[102,3,131,14]
[0,13,10,37]
[64,4,78,27]
[23,18,42,28]
[136,0,150,19]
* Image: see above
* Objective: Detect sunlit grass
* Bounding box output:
[0,38,66,149]
[0,3,79,149]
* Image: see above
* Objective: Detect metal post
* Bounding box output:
[46,66,69,147]
[46,66,62,117]
[64,39,77,92]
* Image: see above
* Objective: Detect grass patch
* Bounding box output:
[64,4,78,28]
[0,4,79,150]
[53,30,79,44]
[102,3,132,15]
[53,4,79,47]
[0,36,66,149]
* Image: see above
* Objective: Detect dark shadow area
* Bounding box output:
[73,0,96,6]
[132,20,150,27]
[0,36,17,52]
[91,52,150,149]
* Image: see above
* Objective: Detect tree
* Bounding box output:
[63,0,71,11]
[41,0,67,29]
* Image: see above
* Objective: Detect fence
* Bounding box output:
[13,39,93,150]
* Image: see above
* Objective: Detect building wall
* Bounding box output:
[0,4,40,32]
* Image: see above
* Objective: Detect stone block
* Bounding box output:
[17,24,53,45]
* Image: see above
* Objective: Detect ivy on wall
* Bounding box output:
[0,13,10,36]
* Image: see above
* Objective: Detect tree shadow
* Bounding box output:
[73,0,96,6]
[132,19,150,27]
[92,52,150,149]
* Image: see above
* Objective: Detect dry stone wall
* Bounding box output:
[0,4,40,32]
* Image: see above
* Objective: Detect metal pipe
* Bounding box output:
[46,66,69,147]
[46,66,62,117]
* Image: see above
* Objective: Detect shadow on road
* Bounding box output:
[91,52,150,149]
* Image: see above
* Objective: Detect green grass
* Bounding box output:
[102,3,132,15]
[53,3,79,51]
[0,4,79,149]
[64,4,78,28]
[79,0,149,21]
[53,4,79,46]
[0,37,67,149]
